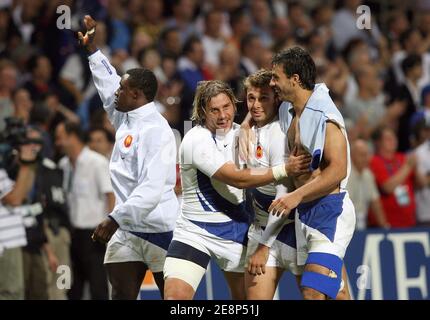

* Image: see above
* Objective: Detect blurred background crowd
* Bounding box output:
[0,0,430,299]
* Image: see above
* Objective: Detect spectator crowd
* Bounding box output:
[1,0,430,299]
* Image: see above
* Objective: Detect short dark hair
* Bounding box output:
[411,118,430,141]
[371,126,393,143]
[63,121,86,143]
[272,47,316,90]
[126,68,158,102]
[27,54,45,73]
[342,38,366,62]
[182,34,201,56]
[399,28,417,49]
[401,54,422,75]
[243,69,273,91]
[30,104,52,125]
[230,7,248,28]
[160,26,179,42]
[240,33,259,54]
[88,126,115,144]
[137,46,158,64]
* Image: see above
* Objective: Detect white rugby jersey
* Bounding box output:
[245,119,290,247]
[246,118,288,197]
[180,124,251,223]
[88,50,179,233]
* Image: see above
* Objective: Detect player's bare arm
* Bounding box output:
[212,153,311,189]
[269,121,347,216]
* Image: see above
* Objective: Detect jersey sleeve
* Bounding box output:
[88,50,124,129]
[189,133,229,177]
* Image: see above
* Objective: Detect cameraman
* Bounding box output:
[20,127,62,300]
[33,127,71,300]
[0,133,38,300]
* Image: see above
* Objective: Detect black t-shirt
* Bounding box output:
[24,159,70,253]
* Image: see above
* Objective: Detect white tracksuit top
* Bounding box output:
[88,50,179,233]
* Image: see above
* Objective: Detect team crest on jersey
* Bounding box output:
[124,135,133,148]
[256,144,263,159]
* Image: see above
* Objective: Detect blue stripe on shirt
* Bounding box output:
[251,188,275,212]
[196,170,251,223]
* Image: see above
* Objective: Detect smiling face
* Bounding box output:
[247,85,278,127]
[270,63,297,102]
[204,93,235,134]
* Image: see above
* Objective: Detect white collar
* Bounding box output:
[287,82,328,115]
[126,101,157,123]
[76,146,91,165]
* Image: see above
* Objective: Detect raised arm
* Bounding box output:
[78,15,123,129]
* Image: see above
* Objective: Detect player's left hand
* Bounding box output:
[92,217,119,244]
[269,191,303,217]
[248,244,269,276]
[77,15,97,53]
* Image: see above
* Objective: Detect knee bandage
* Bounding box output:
[164,241,210,292]
[163,257,207,292]
[300,252,343,299]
